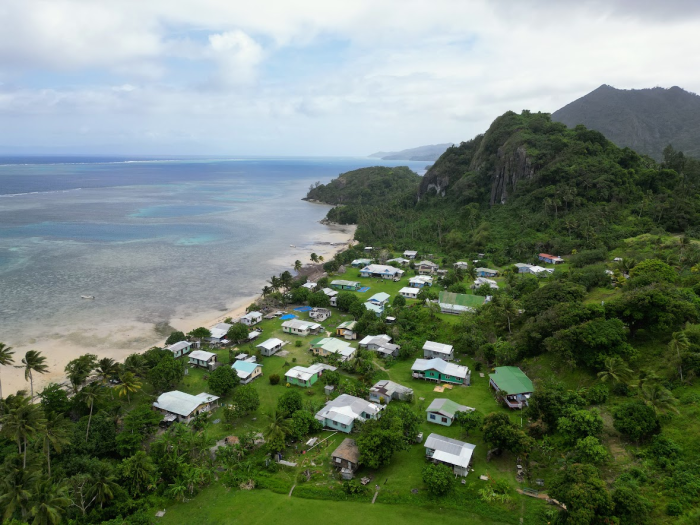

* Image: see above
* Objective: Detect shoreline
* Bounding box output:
[1,223,355,397]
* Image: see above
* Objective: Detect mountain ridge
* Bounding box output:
[368,143,454,161]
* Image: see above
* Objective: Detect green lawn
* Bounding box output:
[156,487,520,525]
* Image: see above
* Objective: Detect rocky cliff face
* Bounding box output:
[488,145,535,205]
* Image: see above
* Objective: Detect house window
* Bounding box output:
[336,457,341,463]
[429,414,436,420]
[442,417,448,423]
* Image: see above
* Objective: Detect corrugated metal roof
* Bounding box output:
[489,366,534,395]
[426,398,472,418]
[412,358,469,379]
[153,391,219,417]
[257,338,283,350]
[189,350,215,360]
[425,433,475,468]
[167,341,191,352]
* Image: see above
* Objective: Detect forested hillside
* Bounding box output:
[309,111,700,262]
[552,85,700,160]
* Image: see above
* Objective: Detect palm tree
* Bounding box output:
[641,383,679,415]
[42,413,71,478]
[264,410,291,443]
[294,260,302,272]
[319,255,324,263]
[30,478,69,525]
[466,266,477,281]
[96,357,118,386]
[88,464,118,509]
[115,372,142,404]
[20,350,49,400]
[1,396,47,468]
[0,461,39,521]
[0,342,15,401]
[596,357,633,385]
[668,331,689,381]
[78,383,103,443]
[491,295,518,334]
[310,253,319,263]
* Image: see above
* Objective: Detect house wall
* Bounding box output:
[423,349,454,361]
[286,374,317,387]
[332,457,357,471]
[283,326,310,336]
[427,412,454,426]
[323,418,354,433]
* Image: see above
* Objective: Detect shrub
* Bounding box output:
[585,383,609,405]
[295,340,302,348]
[666,501,684,516]
[269,374,281,385]
[613,401,660,442]
[422,463,454,496]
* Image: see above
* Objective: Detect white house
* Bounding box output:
[351,258,372,268]
[281,319,322,336]
[240,311,262,326]
[399,287,420,299]
[189,350,217,369]
[166,340,193,358]
[153,391,220,424]
[418,260,439,275]
[386,257,410,266]
[471,277,499,290]
[302,282,317,291]
[315,394,385,433]
[256,338,284,357]
[208,322,232,343]
[453,262,470,270]
[412,358,470,385]
[359,264,404,280]
[424,433,475,477]
[310,337,357,361]
[321,287,338,307]
[403,250,418,259]
[359,334,400,358]
[423,341,455,361]
[514,263,533,274]
[367,292,390,307]
[529,265,554,276]
[309,308,332,321]
[409,275,433,288]
[364,302,384,317]
[231,360,263,384]
[369,380,413,404]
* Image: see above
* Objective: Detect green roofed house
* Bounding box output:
[331,279,361,291]
[438,291,485,314]
[489,366,534,409]
[426,398,474,426]
[310,337,356,361]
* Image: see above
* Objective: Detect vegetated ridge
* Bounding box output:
[368,143,454,161]
[552,84,700,160]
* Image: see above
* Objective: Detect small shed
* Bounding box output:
[331,438,360,479]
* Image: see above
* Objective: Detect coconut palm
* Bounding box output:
[42,412,71,477]
[596,357,633,385]
[0,461,39,521]
[96,357,119,386]
[641,383,679,414]
[78,383,103,443]
[0,342,15,401]
[319,255,324,263]
[294,260,302,272]
[668,331,689,381]
[490,295,519,334]
[310,253,319,263]
[1,396,47,468]
[20,350,49,400]
[115,371,142,404]
[88,464,119,509]
[466,266,477,281]
[29,478,69,525]
[264,410,291,443]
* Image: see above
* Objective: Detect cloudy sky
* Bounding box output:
[0,0,698,156]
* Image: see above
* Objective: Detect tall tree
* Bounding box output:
[1,396,47,468]
[294,260,302,272]
[78,383,103,443]
[64,354,98,394]
[310,253,319,263]
[641,383,679,415]
[30,478,70,525]
[0,461,39,521]
[668,331,689,381]
[42,412,71,478]
[0,342,15,401]
[96,357,119,386]
[20,350,49,400]
[115,371,142,404]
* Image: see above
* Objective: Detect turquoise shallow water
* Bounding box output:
[0,156,426,349]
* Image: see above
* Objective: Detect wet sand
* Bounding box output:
[2,223,355,396]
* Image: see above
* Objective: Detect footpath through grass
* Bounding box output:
[157,486,516,525]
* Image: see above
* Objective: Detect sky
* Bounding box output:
[1,0,699,156]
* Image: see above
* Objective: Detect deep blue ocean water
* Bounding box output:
[0,156,426,377]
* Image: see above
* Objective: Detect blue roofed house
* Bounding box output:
[315,394,385,433]
[364,301,384,317]
[232,360,263,384]
[475,267,499,277]
[367,292,390,307]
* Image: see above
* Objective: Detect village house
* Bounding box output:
[438,291,486,314]
[166,340,193,358]
[364,246,373,252]
[231,360,263,384]
[351,258,372,268]
[359,334,400,358]
[281,319,322,336]
[424,433,475,477]
[412,358,471,385]
[489,366,534,409]
[315,394,384,433]
[409,275,433,288]
[256,337,284,357]
[386,257,410,266]
[331,438,360,480]
[364,301,384,317]
[514,263,533,273]
[453,261,470,270]
[240,311,262,326]
[188,350,217,370]
[399,286,420,299]
[471,277,499,290]
[426,398,473,426]
[285,363,337,387]
[423,340,455,361]
[336,320,358,340]
[418,260,439,275]
[331,279,362,291]
[529,265,554,276]
[359,264,405,280]
[208,322,232,344]
[309,337,356,361]
[538,253,564,264]
[321,287,338,306]
[309,307,332,321]
[475,267,499,277]
[367,292,390,307]
[153,391,220,424]
[403,250,418,259]
[369,379,413,404]
[302,282,317,291]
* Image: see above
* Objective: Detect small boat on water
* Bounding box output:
[81,295,95,300]
[290,244,295,247]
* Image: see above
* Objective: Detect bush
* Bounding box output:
[165,331,187,345]
[269,374,281,385]
[342,479,369,495]
[585,383,609,405]
[422,463,454,496]
[666,501,684,516]
[613,401,660,442]
[295,340,302,348]
[569,248,607,268]
[207,366,239,396]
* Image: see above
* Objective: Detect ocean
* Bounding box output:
[0,156,427,393]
